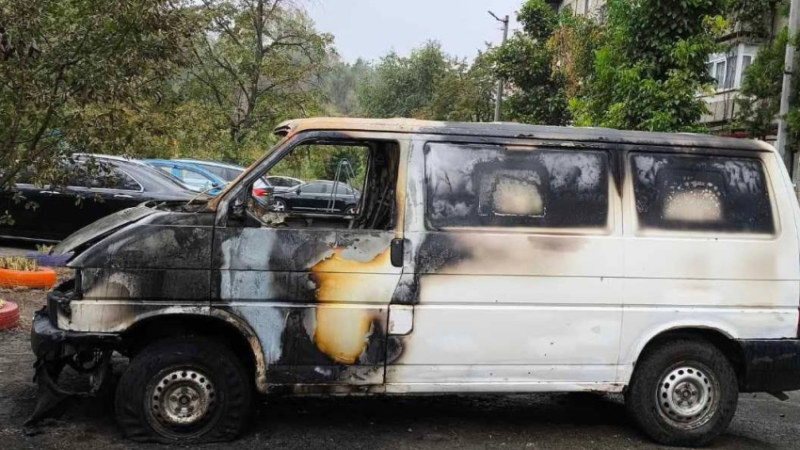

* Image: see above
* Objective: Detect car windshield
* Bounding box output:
[147,165,195,191]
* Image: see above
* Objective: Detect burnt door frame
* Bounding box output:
[211,130,409,390]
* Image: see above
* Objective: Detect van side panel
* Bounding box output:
[618,151,800,385]
[386,138,625,391]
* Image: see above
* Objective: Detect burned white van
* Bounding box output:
[31,119,800,446]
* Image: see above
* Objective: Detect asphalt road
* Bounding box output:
[1,242,799,449]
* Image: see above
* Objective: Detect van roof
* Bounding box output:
[274,118,775,153]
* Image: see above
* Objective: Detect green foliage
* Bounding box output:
[358,42,444,118]
[735,29,788,139]
[419,51,497,122]
[518,0,558,42]
[572,0,727,131]
[487,0,570,126]
[729,0,785,39]
[180,0,334,165]
[268,145,368,189]
[0,0,335,205]
[0,256,38,272]
[322,58,373,116]
[732,0,800,155]
[547,10,605,99]
[356,41,494,122]
[0,0,202,193]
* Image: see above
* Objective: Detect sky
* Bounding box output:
[305,0,524,62]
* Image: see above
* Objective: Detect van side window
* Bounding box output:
[243,140,400,231]
[425,143,609,229]
[630,153,774,234]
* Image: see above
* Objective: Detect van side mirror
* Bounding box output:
[230,190,247,221]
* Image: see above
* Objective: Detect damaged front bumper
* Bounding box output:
[27,306,121,425]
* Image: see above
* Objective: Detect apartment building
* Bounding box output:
[547,0,606,19]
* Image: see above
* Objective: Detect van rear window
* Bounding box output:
[425,144,609,229]
[630,153,774,234]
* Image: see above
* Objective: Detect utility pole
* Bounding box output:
[489,11,509,122]
[777,0,800,169]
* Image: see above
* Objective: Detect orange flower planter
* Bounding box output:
[0,268,57,290]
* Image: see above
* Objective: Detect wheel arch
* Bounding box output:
[628,326,745,388]
[121,310,268,394]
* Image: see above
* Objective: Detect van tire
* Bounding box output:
[115,337,252,443]
[625,339,738,447]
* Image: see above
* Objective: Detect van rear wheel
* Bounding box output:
[115,338,251,443]
[625,339,738,447]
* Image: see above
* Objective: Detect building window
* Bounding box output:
[709,60,726,90]
[425,144,610,230]
[724,55,737,89]
[630,153,774,234]
[706,48,756,92]
[741,55,753,78]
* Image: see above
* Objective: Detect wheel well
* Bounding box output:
[636,328,745,386]
[121,314,256,386]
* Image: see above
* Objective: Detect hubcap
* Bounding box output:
[656,364,719,429]
[148,369,215,427]
[273,201,285,212]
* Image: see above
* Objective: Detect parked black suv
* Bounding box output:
[270,180,360,214]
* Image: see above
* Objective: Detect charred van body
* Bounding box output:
[30,118,800,447]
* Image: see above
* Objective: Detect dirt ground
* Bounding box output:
[1,244,800,450]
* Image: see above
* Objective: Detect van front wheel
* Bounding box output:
[625,339,738,447]
[115,338,252,443]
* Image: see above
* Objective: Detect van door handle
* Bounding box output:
[39,190,60,195]
[114,194,134,199]
[390,238,404,268]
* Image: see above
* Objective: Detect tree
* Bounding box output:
[487,0,570,125]
[732,0,800,161]
[571,0,728,132]
[546,8,604,101]
[185,0,334,164]
[735,29,790,140]
[357,41,451,119]
[321,57,374,117]
[420,51,496,122]
[0,0,202,195]
[355,41,494,122]
[728,0,784,40]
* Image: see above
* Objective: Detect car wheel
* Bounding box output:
[115,338,251,443]
[625,339,738,447]
[344,205,357,215]
[271,199,288,212]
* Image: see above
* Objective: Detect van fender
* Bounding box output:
[619,321,738,385]
[61,301,269,393]
[208,309,269,393]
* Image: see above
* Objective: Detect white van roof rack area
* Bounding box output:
[274,118,774,153]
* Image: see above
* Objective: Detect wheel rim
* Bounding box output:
[147,369,216,429]
[655,363,720,429]
[272,201,286,212]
